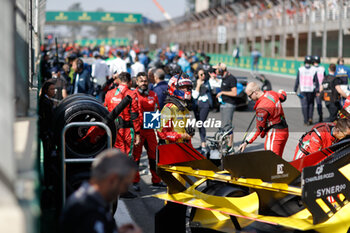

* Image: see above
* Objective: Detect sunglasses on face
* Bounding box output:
[248,91,256,99]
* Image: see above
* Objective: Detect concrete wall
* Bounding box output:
[1,0,16,185]
[0,0,45,232]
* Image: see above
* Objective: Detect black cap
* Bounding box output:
[312,55,320,64]
[304,55,312,64]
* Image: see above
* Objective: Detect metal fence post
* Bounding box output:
[61,122,113,207]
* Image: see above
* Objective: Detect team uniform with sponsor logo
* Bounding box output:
[132,88,161,184]
[157,75,193,145]
[293,122,337,160]
[245,91,289,157]
[157,102,191,144]
[104,83,140,157]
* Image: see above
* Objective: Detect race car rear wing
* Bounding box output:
[302,144,350,224]
[156,143,302,195]
[223,150,300,184]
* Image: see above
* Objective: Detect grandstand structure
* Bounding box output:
[135,0,350,60]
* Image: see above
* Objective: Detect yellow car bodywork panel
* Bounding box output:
[161,165,302,196]
[155,164,350,233]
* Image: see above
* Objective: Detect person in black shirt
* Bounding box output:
[215,63,237,151]
[39,81,56,186]
[48,67,68,106]
[40,52,52,83]
[167,55,181,76]
[322,64,348,122]
[60,149,141,233]
[61,64,72,94]
[192,69,213,154]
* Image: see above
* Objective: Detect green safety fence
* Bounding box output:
[207,53,331,77]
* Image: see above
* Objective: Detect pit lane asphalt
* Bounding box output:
[115,68,330,233]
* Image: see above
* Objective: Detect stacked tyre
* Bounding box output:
[53,94,116,158]
[52,94,117,195]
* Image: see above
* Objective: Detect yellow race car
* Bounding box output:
[154,140,350,233]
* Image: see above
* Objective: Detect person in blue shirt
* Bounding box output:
[71,58,94,95]
[138,50,150,69]
[335,57,350,105]
[165,46,175,62]
[251,48,261,71]
[178,54,191,73]
[191,51,199,63]
[153,68,168,110]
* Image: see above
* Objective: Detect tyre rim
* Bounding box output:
[65,110,108,157]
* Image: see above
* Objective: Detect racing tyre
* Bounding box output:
[57,93,97,107]
[53,94,98,124]
[53,99,116,158]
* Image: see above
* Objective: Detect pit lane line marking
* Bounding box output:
[228,67,295,79]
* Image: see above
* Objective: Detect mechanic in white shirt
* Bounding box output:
[92,52,110,102]
[92,52,109,86]
[131,56,145,77]
[109,50,127,76]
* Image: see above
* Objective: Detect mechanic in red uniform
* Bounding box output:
[132,72,164,191]
[104,72,140,157]
[293,118,350,160]
[239,82,289,157]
